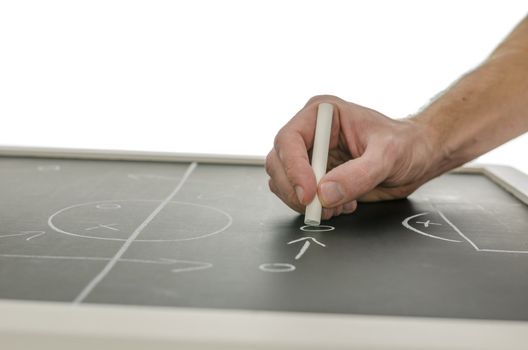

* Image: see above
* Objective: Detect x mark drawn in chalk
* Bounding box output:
[416,220,441,228]
[85,223,120,231]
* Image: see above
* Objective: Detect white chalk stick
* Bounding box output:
[304,103,333,226]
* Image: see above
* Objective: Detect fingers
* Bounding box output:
[318,147,387,208]
[273,130,317,204]
[266,148,305,213]
[267,94,425,221]
[320,200,358,220]
[266,102,324,210]
[358,181,423,202]
[266,148,302,212]
[267,94,354,217]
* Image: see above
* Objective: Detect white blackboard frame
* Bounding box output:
[0,145,527,349]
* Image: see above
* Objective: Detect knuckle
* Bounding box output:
[306,94,340,106]
[274,185,301,213]
[273,129,288,159]
[383,135,402,165]
[265,152,274,176]
[268,178,277,194]
[286,190,299,207]
[282,161,295,182]
[273,129,281,148]
[322,208,334,220]
[268,177,301,212]
[282,156,303,184]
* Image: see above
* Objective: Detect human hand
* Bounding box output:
[266,95,439,220]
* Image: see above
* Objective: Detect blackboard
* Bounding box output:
[1,156,527,321]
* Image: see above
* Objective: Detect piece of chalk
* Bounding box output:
[304,103,333,226]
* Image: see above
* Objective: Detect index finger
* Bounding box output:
[272,102,327,205]
[273,127,316,206]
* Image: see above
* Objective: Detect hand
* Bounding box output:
[266,95,439,220]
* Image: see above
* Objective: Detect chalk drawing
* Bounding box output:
[261,236,327,272]
[0,231,46,241]
[402,211,528,254]
[402,212,462,243]
[0,232,34,239]
[416,220,441,228]
[37,165,61,172]
[48,199,232,242]
[259,263,296,272]
[288,237,326,260]
[73,162,197,304]
[85,223,119,231]
[159,259,213,273]
[436,209,528,254]
[300,225,335,232]
[23,231,46,241]
[96,203,121,210]
[0,254,213,271]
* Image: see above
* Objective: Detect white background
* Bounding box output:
[1,1,527,173]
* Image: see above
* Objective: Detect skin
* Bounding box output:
[266,16,528,220]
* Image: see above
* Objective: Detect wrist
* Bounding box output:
[405,113,454,180]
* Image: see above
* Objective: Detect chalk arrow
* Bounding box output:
[158,258,213,273]
[0,231,46,240]
[287,237,326,260]
[0,255,213,273]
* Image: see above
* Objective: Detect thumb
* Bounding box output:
[318,151,386,208]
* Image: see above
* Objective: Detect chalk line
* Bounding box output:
[0,231,46,240]
[0,254,215,266]
[85,223,119,231]
[24,231,46,241]
[435,209,480,251]
[288,237,326,247]
[288,237,326,260]
[295,241,310,260]
[478,249,528,254]
[72,162,197,304]
[0,232,34,239]
[435,209,528,254]
[0,254,109,262]
[48,199,232,242]
[402,212,462,243]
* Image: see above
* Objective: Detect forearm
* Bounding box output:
[413,16,528,177]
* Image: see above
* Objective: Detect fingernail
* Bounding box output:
[322,208,334,220]
[343,201,357,214]
[295,186,304,204]
[320,182,344,206]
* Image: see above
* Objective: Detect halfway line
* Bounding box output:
[73,162,198,304]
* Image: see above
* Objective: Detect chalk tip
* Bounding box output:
[304,218,321,227]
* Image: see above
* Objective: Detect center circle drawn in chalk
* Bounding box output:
[48,199,232,242]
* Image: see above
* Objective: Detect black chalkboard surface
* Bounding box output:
[1,156,527,321]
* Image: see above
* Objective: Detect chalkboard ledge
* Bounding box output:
[0,300,527,350]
